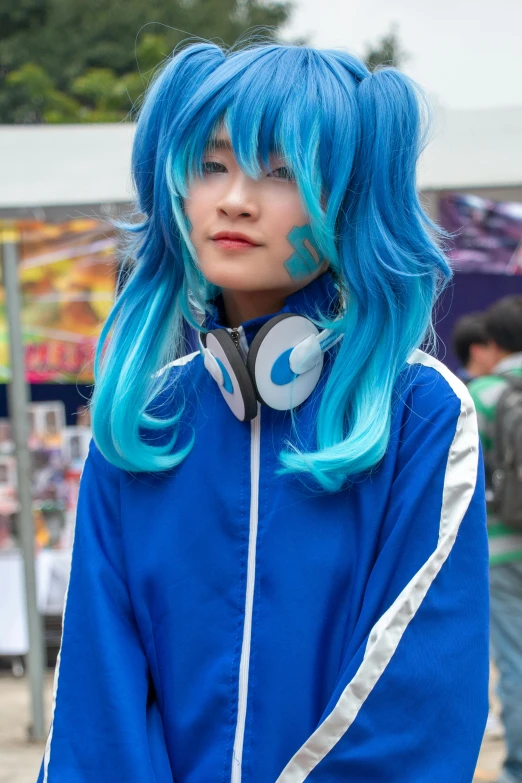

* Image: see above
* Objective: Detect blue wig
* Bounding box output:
[91,41,451,489]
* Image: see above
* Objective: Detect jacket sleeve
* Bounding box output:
[37,441,172,782]
[277,355,490,783]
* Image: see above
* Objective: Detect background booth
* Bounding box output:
[436,193,522,370]
[0,218,117,669]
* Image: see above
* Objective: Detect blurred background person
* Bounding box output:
[469,296,522,783]
[452,312,497,384]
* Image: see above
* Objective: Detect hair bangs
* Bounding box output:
[166,46,367,272]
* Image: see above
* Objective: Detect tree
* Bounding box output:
[0,63,80,124]
[0,0,292,123]
[363,24,408,72]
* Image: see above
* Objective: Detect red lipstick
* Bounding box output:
[211,231,262,250]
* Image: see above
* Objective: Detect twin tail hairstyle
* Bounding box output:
[91,41,451,491]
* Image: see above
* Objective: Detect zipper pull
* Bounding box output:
[230,328,241,351]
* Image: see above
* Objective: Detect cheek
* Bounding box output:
[184,183,214,234]
[267,193,308,242]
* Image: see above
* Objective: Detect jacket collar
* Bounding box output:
[205,271,339,346]
[493,352,522,375]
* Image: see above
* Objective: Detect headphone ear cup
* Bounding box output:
[247,314,294,402]
[205,330,258,421]
[247,313,323,411]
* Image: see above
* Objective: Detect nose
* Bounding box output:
[216,172,260,221]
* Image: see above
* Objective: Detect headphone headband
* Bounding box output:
[200,313,343,421]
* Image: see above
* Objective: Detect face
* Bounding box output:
[469,342,499,376]
[183,131,328,295]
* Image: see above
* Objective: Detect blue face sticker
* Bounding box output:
[284,225,323,280]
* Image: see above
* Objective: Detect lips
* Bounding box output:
[211,231,262,249]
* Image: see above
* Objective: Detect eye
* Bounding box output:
[267,166,295,182]
[202,161,227,175]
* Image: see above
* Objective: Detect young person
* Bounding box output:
[38,42,489,783]
[468,296,522,783]
[452,312,497,384]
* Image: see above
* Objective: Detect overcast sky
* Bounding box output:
[281,0,522,111]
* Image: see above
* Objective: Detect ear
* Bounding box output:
[468,342,485,361]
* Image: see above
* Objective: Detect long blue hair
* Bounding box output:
[91,41,451,490]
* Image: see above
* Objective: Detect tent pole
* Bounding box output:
[0,224,46,741]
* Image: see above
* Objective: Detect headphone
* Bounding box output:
[199,313,343,421]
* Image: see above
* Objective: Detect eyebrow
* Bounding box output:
[205,138,232,151]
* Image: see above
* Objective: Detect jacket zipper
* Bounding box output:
[230,327,241,352]
[231,404,261,783]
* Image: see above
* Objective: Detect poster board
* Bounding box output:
[0,218,118,384]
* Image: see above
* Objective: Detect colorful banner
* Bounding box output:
[439,193,522,275]
[0,219,118,383]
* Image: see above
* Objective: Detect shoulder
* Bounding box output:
[400,349,473,422]
[390,350,479,468]
[391,350,476,457]
[85,352,203,476]
[151,349,203,423]
[155,350,201,379]
[153,350,203,406]
[86,437,121,483]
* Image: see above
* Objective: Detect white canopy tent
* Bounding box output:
[0,106,521,210]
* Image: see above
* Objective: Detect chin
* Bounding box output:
[199,260,286,292]
[210,276,282,293]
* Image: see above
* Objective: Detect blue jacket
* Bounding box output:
[39,273,489,783]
